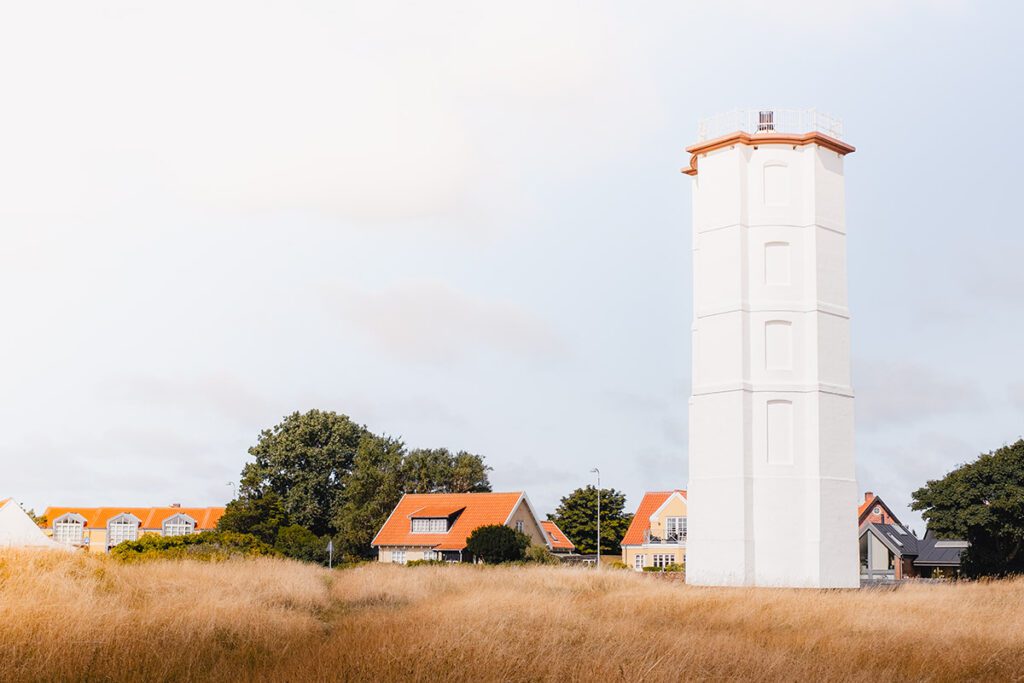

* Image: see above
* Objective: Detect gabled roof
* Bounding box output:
[861,522,920,557]
[371,492,531,551]
[42,506,224,530]
[0,498,10,510]
[621,490,687,546]
[541,520,575,551]
[858,494,902,526]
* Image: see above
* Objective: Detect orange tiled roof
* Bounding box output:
[372,492,525,551]
[42,506,224,530]
[0,498,10,510]
[541,520,574,551]
[621,490,687,546]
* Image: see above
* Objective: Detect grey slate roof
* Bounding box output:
[859,522,966,568]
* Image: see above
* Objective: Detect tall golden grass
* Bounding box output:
[1,550,1022,682]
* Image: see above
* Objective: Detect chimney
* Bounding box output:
[864,492,874,502]
[170,503,181,508]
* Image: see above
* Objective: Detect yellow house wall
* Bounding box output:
[505,500,548,547]
[377,547,436,563]
[622,545,685,570]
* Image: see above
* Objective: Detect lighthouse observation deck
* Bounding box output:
[696,108,844,142]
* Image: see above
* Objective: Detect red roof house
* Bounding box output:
[371,492,550,563]
[541,520,575,553]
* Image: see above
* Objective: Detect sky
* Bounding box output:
[2,1,1022,534]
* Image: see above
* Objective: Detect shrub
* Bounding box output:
[609,561,630,570]
[274,525,328,564]
[110,531,277,563]
[643,563,684,573]
[525,545,561,565]
[406,559,447,567]
[465,525,529,564]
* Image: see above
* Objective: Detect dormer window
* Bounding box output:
[53,513,86,546]
[107,513,141,548]
[163,513,197,537]
[411,518,448,533]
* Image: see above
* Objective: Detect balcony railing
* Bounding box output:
[643,530,687,545]
[696,108,844,142]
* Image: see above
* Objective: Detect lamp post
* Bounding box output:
[590,467,600,568]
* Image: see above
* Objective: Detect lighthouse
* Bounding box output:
[683,109,859,588]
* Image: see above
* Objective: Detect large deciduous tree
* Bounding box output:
[402,448,492,494]
[911,439,1024,577]
[331,435,406,559]
[232,409,493,560]
[549,486,632,555]
[239,410,370,535]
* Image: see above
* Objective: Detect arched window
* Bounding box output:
[53,513,86,546]
[162,513,197,537]
[107,513,141,548]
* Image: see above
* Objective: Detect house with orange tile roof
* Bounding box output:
[372,492,550,563]
[41,504,225,553]
[620,490,687,571]
[541,520,575,553]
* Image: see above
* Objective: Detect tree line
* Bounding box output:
[214,409,633,563]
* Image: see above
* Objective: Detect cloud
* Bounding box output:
[99,374,278,428]
[323,280,567,365]
[855,359,985,430]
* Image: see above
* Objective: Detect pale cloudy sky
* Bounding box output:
[2,1,1021,533]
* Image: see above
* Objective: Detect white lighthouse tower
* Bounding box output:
[683,109,859,588]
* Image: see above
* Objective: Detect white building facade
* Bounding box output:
[683,109,859,588]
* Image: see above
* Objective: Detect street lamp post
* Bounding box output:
[590,468,601,568]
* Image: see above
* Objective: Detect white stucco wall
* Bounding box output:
[686,131,859,588]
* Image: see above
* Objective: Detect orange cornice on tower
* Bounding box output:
[681,131,856,176]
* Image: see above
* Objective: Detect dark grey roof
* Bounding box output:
[860,522,966,567]
[913,530,968,567]
[860,522,921,556]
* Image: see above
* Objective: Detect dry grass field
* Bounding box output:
[1,551,1023,682]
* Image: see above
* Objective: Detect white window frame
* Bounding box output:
[634,554,645,571]
[392,549,407,564]
[53,513,86,546]
[515,520,524,534]
[162,513,197,537]
[665,516,687,542]
[653,553,674,569]
[107,513,141,548]
[411,518,448,533]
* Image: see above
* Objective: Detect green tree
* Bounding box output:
[239,410,372,535]
[332,435,406,559]
[217,492,291,545]
[402,448,492,494]
[234,410,493,559]
[550,486,632,555]
[465,524,529,564]
[912,439,1024,577]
